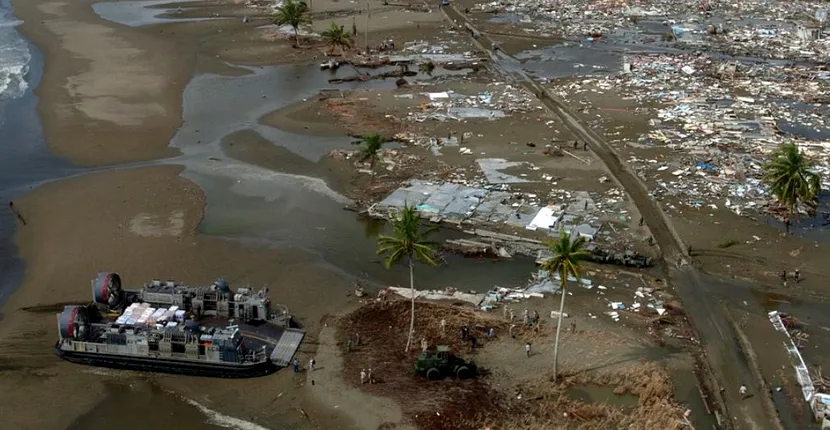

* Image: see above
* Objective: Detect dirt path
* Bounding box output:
[308,324,412,430]
[440,6,779,429]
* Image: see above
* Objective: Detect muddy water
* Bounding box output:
[91,0,222,27]
[0,27,81,308]
[19,4,795,429]
[566,383,639,409]
[68,380,228,430]
[162,63,536,293]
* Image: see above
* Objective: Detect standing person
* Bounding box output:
[509,324,516,338]
[309,357,316,371]
[502,305,509,320]
[9,201,26,226]
[533,310,540,325]
[795,269,800,283]
[345,339,352,353]
[368,368,374,384]
[525,342,532,358]
[509,308,515,322]
[488,327,495,338]
[470,335,477,351]
[440,318,446,334]
[360,369,367,384]
[355,332,361,346]
[292,358,300,373]
[522,309,529,325]
[421,337,428,352]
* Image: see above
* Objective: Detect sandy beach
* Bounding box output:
[0,0,419,427]
[1,0,828,428]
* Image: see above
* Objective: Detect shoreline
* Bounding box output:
[0,1,444,428]
[0,0,827,428]
[10,0,191,166]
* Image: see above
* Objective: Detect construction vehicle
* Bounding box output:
[414,345,477,380]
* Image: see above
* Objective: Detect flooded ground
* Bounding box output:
[566,383,639,409]
[68,379,229,430]
[92,0,221,27]
[0,37,79,306]
[5,0,830,428]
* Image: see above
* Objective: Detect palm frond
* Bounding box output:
[358,134,385,163]
[321,21,354,51]
[762,142,822,219]
[541,229,590,284]
[376,204,437,269]
[272,0,310,28]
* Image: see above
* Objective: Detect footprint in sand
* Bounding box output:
[128,210,185,237]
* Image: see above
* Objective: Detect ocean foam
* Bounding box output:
[0,62,29,98]
[0,12,31,101]
[0,18,22,28]
[184,398,271,430]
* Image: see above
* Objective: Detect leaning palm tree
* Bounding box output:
[358,134,384,180]
[273,0,310,47]
[763,142,822,233]
[539,229,591,379]
[377,204,438,353]
[321,21,353,55]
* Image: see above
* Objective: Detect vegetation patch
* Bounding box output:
[336,299,688,429]
[336,299,518,429]
[490,362,689,429]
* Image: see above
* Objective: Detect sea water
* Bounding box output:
[0,0,30,129]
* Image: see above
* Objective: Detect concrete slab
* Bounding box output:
[476,158,531,184]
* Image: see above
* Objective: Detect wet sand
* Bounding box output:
[0,164,393,429]
[0,0,517,429]
[12,0,188,165]
[0,0,793,428]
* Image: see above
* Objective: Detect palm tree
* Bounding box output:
[273,0,310,47]
[763,142,822,233]
[358,134,384,180]
[321,21,353,55]
[539,229,591,379]
[377,204,438,353]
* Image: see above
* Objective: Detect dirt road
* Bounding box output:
[440,6,779,429]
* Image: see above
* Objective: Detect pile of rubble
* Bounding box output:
[328,148,424,174]
[475,0,830,61]
[402,84,539,122]
[553,54,830,217]
[606,286,671,322]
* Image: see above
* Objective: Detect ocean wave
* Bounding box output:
[0,62,29,99]
[0,19,23,28]
[0,12,32,100]
[183,398,271,430]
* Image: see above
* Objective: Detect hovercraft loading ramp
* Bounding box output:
[270,328,305,366]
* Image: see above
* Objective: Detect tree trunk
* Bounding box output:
[294,27,300,47]
[552,267,568,379]
[785,219,790,234]
[405,258,415,353]
[370,158,376,181]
